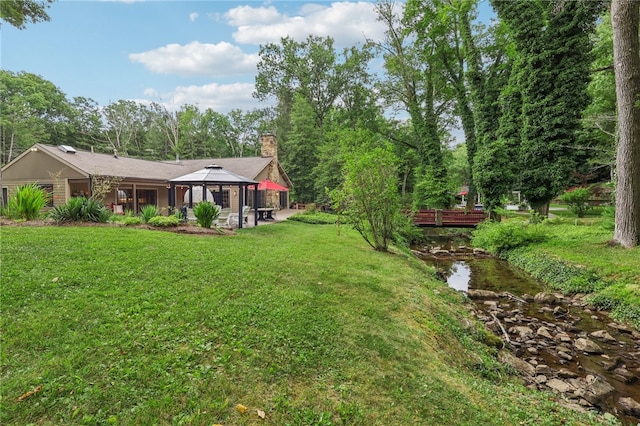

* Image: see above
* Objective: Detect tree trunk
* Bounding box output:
[612,0,640,248]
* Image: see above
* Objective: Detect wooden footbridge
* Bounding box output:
[411,209,489,228]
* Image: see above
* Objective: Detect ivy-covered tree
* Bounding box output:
[492,0,603,215]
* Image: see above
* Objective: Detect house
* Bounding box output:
[1,134,291,214]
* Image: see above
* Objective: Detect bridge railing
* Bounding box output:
[410,209,488,227]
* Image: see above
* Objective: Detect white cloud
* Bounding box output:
[129,41,259,76]
[189,12,199,22]
[226,2,386,46]
[141,82,272,114]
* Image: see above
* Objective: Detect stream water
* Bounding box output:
[415,234,640,425]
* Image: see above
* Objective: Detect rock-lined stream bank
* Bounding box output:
[414,240,640,425]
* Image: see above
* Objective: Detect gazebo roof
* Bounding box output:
[169,164,257,185]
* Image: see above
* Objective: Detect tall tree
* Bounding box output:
[0,70,71,164]
[492,0,602,215]
[0,0,54,29]
[285,94,322,203]
[611,0,640,247]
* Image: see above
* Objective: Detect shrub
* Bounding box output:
[147,215,180,227]
[193,202,220,228]
[140,205,159,223]
[4,183,49,220]
[471,220,548,255]
[123,216,142,226]
[600,205,615,231]
[48,197,110,224]
[558,187,591,218]
[288,211,337,225]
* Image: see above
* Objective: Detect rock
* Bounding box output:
[612,367,637,384]
[582,375,615,405]
[558,368,578,379]
[557,351,573,361]
[534,292,559,304]
[535,375,548,384]
[467,289,498,299]
[509,326,534,340]
[431,249,450,255]
[527,347,539,355]
[535,364,553,375]
[546,378,575,394]
[608,322,632,333]
[521,294,534,302]
[574,338,604,354]
[589,330,617,343]
[499,350,536,376]
[536,326,554,340]
[600,356,623,371]
[473,247,487,255]
[556,332,572,343]
[618,397,640,416]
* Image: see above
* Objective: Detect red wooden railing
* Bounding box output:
[411,209,488,227]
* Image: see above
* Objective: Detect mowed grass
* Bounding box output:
[1,222,615,425]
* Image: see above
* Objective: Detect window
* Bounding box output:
[221,189,230,208]
[2,187,7,208]
[38,184,54,207]
[136,189,157,211]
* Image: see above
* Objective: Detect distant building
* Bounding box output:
[1,134,291,213]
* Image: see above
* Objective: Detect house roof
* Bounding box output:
[9,144,278,183]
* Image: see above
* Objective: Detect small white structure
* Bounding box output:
[183,186,215,205]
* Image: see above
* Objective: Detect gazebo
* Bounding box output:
[168,164,258,228]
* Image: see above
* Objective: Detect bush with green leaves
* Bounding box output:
[140,205,159,223]
[600,205,615,231]
[48,197,110,224]
[147,215,180,227]
[193,201,220,228]
[559,187,591,218]
[288,211,338,225]
[3,183,49,220]
[471,220,548,255]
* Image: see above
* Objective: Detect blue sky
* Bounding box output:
[2,0,494,115]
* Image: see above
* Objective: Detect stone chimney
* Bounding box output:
[260,133,281,207]
[260,133,277,161]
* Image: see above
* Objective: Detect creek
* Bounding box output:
[415,234,640,425]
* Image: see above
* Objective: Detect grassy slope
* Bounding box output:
[516,222,640,325]
[0,223,615,425]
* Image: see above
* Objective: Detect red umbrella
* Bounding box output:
[249,179,289,191]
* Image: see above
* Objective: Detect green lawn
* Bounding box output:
[1,222,617,425]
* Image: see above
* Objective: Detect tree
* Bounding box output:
[0,70,72,164]
[337,139,401,252]
[285,94,322,203]
[0,0,54,29]
[491,0,603,215]
[611,0,640,247]
[101,100,145,156]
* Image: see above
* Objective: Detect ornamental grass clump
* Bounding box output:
[193,201,219,228]
[48,197,110,224]
[140,205,159,223]
[4,183,49,221]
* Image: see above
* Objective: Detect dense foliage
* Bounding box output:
[48,197,110,224]
[2,183,49,220]
[192,201,220,228]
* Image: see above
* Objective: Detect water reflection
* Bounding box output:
[446,261,471,292]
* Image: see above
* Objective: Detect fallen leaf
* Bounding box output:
[52,277,59,283]
[16,385,43,402]
[257,409,266,419]
[235,404,247,414]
